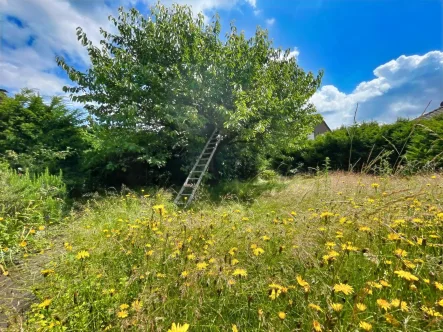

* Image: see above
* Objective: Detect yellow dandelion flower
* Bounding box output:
[421,305,443,317]
[232,268,247,277]
[119,303,129,310]
[19,241,27,248]
[131,300,143,311]
[38,225,45,231]
[333,283,354,295]
[394,248,407,257]
[385,313,400,326]
[253,248,265,256]
[308,303,323,312]
[437,299,443,307]
[37,299,52,309]
[356,303,367,312]
[435,282,443,291]
[313,320,322,332]
[376,299,391,311]
[391,299,400,307]
[278,312,286,320]
[371,183,379,188]
[380,280,391,287]
[296,275,310,292]
[152,205,166,215]
[232,324,238,332]
[359,321,372,331]
[330,303,343,312]
[76,250,90,260]
[167,323,190,332]
[394,270,418,281]
[196,262,208,270]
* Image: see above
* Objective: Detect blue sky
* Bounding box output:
[1,0,442,128]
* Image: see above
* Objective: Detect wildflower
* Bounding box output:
[313,320,322,332]
[269,289,281,300]
[152,205,166,215]
[376,299,391,311]
[278,312,286,320]
[187,253,196,260]
[296,275,310,292]
[356,303,367,312]
[229,247,238,256]
[196,262,208,270]
[394,249,407,257]
[181,271,189,278]
[131,300,143,311]
[258,308,263,316]
[308,303,323,312]
[333,283,354,295]
[341,242,358,252]
[291,211,297,216]
[438,299,443,307]
[435,282,443,290]
[38,299,52,309]
[325,242,336,249]
[330,303,343,312]
[394,270,419,281]
[421,305,443,317]
[253,248,265,256]
[380,280,391,287]
[228,279,236,285]
[385,313,400,326]
[38,226,45,231]
[371,183,380,189]
[320,212,334,218]
[359,321,372,331]
[359,226,371,232]
[232,324,238,332]
[232,268,247,277]
[40,269,55,277]
[261,235,270,241]
[19,241,27,248]
[167,323,190,332]
[76,250,90,260]
[119,304,129,310]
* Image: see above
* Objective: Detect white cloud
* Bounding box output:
[245,0,256,8]
[311,51,443,129]
[1,0,258,98]
[266,18,276,26]
[288,47,300,59]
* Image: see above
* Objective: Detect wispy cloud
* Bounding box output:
[265,17,275,26]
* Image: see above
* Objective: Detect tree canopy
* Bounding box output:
[57,3,322,177]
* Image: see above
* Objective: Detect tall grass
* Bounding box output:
[0,164,66,263]
[18,172,443,331]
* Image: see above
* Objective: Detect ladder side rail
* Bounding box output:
[174,129,218,204]
[185,135,221,208]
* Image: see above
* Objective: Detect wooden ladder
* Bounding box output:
[174,129,221,208]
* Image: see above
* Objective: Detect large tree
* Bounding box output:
[57,3,322,178]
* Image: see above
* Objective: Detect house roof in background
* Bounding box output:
[415,101,443,120]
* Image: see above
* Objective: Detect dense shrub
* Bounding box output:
[280,116,443,174]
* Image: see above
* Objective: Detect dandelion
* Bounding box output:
[356,303,367,312]
[435,282,443,291]
[152,204,166,215]
[278,312,286,320]
[19,241,27,248]
[385,313,400,326]
[167,323,189,332]
[359,321,372,331]
[387,233,400,241]
[40,269,55,277]
[380,280,391,287]
[437,299,443,307]
[330,303,343,312]
[394,249,407,257]
[371,183,379,189]
[253,248,265,256]
[232,324,238,332]
[38,299,52,309]
[131,300,143,311]
[313,320,322,332]
[232,268,247,277]
[421,305,443,317]
[296,275,310,292]
[196,262,208,270]
[76,250,90,260]
[38,226,45,231]
[394,270,419,281]
[181,271,189,278]
[119,304,129,310]
[333,283,354,295]
[308,303,323,312]
[376,299,391,311]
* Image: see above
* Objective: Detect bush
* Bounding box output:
[0,164,66,257]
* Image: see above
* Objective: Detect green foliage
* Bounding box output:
[57,3,322,180]
[0,90,88,190]
[283,117,443,174]
[0,164,66,257]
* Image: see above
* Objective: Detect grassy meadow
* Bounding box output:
[5,173,443,331]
